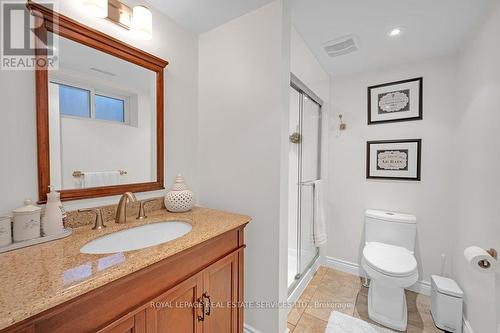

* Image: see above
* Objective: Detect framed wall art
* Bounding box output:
[366,139,422,181]
[368,77,423,124]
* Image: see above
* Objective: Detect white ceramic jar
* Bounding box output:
[0,216,12,247]
[13,200,41,242]
[165,174,194,213]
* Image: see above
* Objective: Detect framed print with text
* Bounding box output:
[368,77,423,124]
[366,139,421,181]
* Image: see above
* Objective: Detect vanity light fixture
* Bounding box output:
[82,0,152,40]
[82,0,108,19]
[107,0,132,28]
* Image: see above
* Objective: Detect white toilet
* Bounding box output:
[361,209,418,331]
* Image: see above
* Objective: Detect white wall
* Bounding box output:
[290,26,330,103]
[452,2,500,332]
[197,2,290,332]
[0,0,199,213]
[59,114,153,188]
[328,55,458,285]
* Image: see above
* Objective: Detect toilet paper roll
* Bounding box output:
[464,246,497,273]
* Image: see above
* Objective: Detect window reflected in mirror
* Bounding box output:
[47,33,157,190]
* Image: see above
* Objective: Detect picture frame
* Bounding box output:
[366,139,422,181]
[368,77,423,124]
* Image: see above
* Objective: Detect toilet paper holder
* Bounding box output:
[478,248,497,269]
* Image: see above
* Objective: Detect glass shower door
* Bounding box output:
[288,88,301,288]
[288,82,321,292]
[298,96,321,275]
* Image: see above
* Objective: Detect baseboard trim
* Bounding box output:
[325,256,431,296]
[463,317,474,333]
[243,323,262,333]
[325,256,363,276]
[408,280,431,296]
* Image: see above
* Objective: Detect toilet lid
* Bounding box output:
[363,242,417,277]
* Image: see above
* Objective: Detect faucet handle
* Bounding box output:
[78,208,106,230]
[137,199,157,220]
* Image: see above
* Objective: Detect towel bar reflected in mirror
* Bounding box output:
[72,170,128,178]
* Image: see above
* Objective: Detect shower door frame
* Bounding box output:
[288,74,323,295]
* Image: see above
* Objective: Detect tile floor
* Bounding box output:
[287,266,443,333]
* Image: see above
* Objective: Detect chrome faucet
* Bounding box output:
[115,192,137,224]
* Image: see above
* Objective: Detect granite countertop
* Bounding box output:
[0,207,251,330]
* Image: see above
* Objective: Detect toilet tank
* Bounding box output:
[365,209,417,252]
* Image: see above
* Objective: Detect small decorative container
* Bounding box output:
[41,189,65,237]
[165,174,194,213]
[0,216,12,247]
[13,200,41,242]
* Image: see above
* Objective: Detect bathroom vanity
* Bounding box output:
[0,207,250,333]
[0,4,252,332]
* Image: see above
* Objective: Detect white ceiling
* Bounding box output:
[56,34,153,93]
[145,0,274,33]
[145,0,494,76]
[291,0,496,76]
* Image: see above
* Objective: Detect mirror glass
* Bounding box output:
[48,33,157,190]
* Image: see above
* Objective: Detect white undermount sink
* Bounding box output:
[80,221,192,254]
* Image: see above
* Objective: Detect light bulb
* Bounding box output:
[131,6,152,40]
[82,0,108,19]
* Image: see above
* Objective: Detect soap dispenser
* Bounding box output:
[41,187,65,236]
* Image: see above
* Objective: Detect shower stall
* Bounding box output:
[288,74,322,293]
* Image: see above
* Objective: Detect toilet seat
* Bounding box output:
[363,242,417,278]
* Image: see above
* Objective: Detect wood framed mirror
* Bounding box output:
[27,2,168,203]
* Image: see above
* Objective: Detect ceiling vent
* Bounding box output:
[90,67,117,76]
[323,35,359,58]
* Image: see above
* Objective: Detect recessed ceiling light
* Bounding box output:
[388,28,402,37]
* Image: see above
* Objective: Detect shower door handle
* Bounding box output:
[299,180,317,243]
[289,132,302,144]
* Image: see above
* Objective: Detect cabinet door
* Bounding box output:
[203,253,239,333]
[146,273,204,333]
[98,311,146,333]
